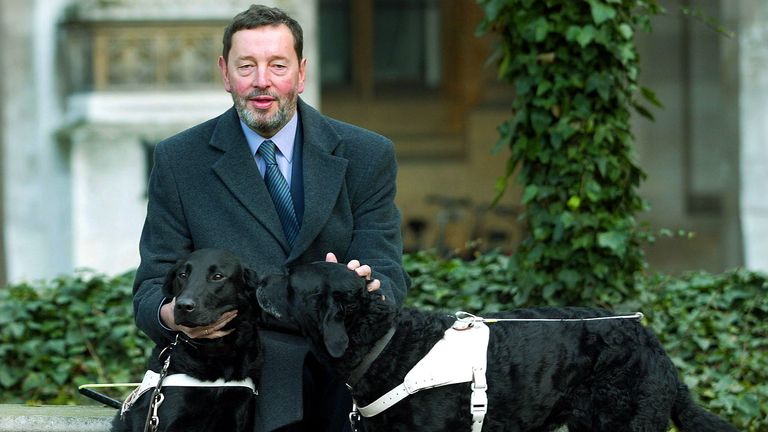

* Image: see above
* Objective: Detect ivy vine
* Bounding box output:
[476,0,662,305]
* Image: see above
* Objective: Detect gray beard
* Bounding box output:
[233,92,297,136]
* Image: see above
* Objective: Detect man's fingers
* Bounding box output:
[325,252,338,263]
[354,264,372,279]
[215,310,238,326]
[189,310,238,339]
[207,328,235,338]
[331,258,378,291]
[366,279,381,292]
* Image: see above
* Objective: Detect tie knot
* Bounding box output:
[258,140,278,165]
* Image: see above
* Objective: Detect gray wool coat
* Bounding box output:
[132,98,409,431]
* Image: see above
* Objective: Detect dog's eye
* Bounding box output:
[177,272,188,279]
[210,273,225,281]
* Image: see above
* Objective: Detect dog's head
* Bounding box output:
[163,248,259,327]
[256,261,393,359]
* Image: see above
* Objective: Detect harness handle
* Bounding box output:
[455,311,644,324]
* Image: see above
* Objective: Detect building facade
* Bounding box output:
[1,0,766,283]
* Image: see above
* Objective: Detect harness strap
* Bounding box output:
[354,320,490,430]
[121,370,258,416]
[356,367,490,424]
[357,382,410,417]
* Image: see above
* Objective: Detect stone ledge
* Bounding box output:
[0,405,114,432]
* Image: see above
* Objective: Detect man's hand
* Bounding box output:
[160,298,238,339]
[325,252,382,292]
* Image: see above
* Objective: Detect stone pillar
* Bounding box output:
[1,0,74,282]
[737,0,768,272]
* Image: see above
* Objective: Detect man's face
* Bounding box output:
[218,24,306,137]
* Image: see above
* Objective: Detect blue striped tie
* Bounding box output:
[258,140,299,246]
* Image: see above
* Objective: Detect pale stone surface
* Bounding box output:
[738,0,768,272]
[0,405,113,432]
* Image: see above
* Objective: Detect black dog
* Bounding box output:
[113,248,262,432]
[256,261,737,432]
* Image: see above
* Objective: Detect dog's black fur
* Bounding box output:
[256,261,738,432]
[113,248,262,432]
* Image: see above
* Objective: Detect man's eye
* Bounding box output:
[177,272,188,279]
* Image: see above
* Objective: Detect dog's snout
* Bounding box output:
[176,298,196,313]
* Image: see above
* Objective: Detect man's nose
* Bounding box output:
[252,68,270,88]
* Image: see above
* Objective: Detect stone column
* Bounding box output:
[737,0,768,272]
[1,0,74,282]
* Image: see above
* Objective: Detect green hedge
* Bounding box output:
[0,270,151,405]
[0,255,765,430]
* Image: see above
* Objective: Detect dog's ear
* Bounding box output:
[322,302,348,358]
[256,273,291,318]
[161,260,184,298]
[242,267,260,290]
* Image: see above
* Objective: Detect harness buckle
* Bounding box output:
[470,366,488,425]
[470,389,488,414]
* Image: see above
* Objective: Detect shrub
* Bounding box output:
[0,270,150,405]
[1,254,764,430]
[638,269,768,431]
[404,250,768,431]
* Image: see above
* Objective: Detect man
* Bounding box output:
[132,4,409,431]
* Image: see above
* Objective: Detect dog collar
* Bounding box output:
[346,327,396,386]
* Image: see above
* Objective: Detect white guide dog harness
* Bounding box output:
[120,370,257,417]
[355,319,490,432]
[349,311,644,432]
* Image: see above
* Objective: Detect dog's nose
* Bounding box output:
[175,298,196,313]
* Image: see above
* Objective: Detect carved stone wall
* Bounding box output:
[57,0,317,276]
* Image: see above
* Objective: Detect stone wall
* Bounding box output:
[0,405,113,432]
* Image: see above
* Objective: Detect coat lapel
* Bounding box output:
[287,101,348,262]
[210,108,291,253]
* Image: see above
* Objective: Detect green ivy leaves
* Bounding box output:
[0,256,763,430]
[404,251,768,431]
[588,0,616,25]
[476,0,658,304]
[0,271,151,405]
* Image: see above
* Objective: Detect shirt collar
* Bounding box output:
[239,111,298,162]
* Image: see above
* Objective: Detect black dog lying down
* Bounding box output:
[256,261,737,432]
[113,249,262,432]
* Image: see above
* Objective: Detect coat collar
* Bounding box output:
[209,100,349,262]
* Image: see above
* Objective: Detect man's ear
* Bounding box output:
[322,302,348,358]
